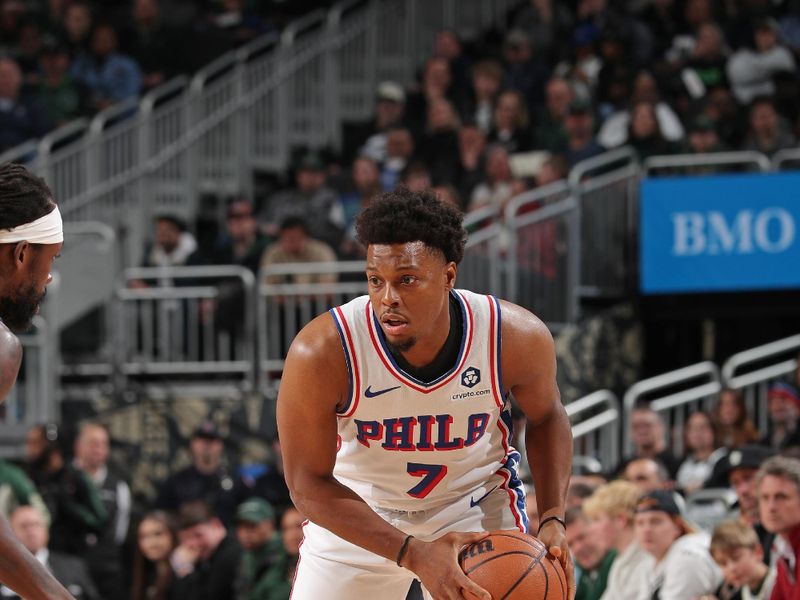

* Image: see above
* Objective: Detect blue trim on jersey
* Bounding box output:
[500,402,514,447]
[330,309,354,415]
[491,296,506,399]
[502,450,529,533]
[370,290,469,387]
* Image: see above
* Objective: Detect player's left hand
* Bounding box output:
[538,520,575,600]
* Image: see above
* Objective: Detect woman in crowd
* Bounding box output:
[714,388,760,449]
[676,411,728,494]
[130,511,178,600]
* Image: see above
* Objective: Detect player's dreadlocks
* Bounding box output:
[355,187,466,264]
[0,163,56,231]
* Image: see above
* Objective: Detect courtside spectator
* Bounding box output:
[624,457,672,493]
[710,520,776,600]
[615,405,681,478]
[714,388,760,449]
[260,217,338,285]
[761,382,800,451]
[234,498,287,600]
[634,489,723,598]
[2,506,100,600]
[583,481,652,600]
[565,506,616,600]
[130,511,178,600]
[676,411,728,494]
[756,456,800,599]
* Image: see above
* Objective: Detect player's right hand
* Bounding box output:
[401,531,492,600]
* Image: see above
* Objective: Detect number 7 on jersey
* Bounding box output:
[406,463,447,498]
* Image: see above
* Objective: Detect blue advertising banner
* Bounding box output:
[640,172,800,294]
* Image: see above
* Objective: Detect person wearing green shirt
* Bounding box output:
[235,498,288,600]
[566,505,617,600]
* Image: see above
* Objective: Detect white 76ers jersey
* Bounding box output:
[329,289,526,528]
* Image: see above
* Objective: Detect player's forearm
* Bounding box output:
[0,518,74,599]
[525,404,572,523]
[289,472,410,563]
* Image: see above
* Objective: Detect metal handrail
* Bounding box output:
[189,50,239,93]
[37,118,90,155]
[643,151,771,176]
[565,390,621,470]
[88,97,139,135]
[140,76,189,114]
[504,179,570,222]
[722,333,800,385]
[281,9,328,46]
[772,148,800,171]
[568,146,638,190]
[623,361,722,454]
[328,0,369,28]
[260,260,365,278]
[0,139,39,165]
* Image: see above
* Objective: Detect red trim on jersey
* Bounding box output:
[289,521,309,600]
[364,294,474,394]
[335,306,360,418]
[486,295,504,409]
[497,467,525,532]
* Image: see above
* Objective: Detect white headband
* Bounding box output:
[0,205,63,245]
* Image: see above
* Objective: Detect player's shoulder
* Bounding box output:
[286,311,344,365]
[496,298,553,346]
[0,323,21,365]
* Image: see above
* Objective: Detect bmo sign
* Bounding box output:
[641,173,800,293]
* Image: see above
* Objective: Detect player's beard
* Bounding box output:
[386,336,417,354]
[0,283,45,332]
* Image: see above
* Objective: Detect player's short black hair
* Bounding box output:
[0,163,56,231]
[355,187,466,264]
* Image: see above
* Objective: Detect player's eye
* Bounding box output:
[368,276,381,286]
[401,276,416,285]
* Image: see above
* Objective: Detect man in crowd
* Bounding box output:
[565,506,615,600]
[615,405,681,478]
[235,498,287,600]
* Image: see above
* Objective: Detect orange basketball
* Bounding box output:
[458,531,567,600]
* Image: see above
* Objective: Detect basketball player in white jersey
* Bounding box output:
[278,188,575,600]
[0,163,76,599]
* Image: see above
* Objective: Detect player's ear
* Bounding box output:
[12,241,29,269]
[445,262,457,290]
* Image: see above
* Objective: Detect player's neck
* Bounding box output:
[399,302,451,369]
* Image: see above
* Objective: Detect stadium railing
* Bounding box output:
[642,151,772,176]
[622,361,723,457]
[564,390,620,475]
[722,333,800,434]
[113,265,257,395]
[773,147,800,171]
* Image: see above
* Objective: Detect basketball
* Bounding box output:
[458,531,567,600]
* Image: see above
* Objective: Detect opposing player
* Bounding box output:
[278,188,574,600]
[0,163,76,599]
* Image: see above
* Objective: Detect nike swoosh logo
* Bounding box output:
[470,485,499,508]
[364,385,401,398]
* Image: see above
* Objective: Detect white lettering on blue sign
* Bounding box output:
[671,209,795,256]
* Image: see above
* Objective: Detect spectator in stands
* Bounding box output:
[140,214,198,268]
[24,423,108,556]
[714,388,760,449]
[432,185,461,210]
[259,151,344,250]
[756,455,800,599]
[683,22,730,95]
[457,59,503,134]
[70,22,142,111]
[405,57,453,137]
[455,123,486,202]
[2,505,100,600]
[710,520,776,600]
[623,457,672,493]
[594,30,636,123]
[124,0,187,91]
[342,81,406,164]
[468,144,515,213]
[685,114,726,157]
[433,29,471,101]
[533,77,573,152]
[634,489,723,598]
[198,198,269,275]
[131,511,178,600]
[234,498,287,600]
[399,161,432,192]
[205,0,271,49]
[73,422,131,600]
[260,216,337,285]
[155,420,248,527]
[711,445,776,563]
[0,57,51,152]
[615,406,681,478]
[510,0,574,64]
[421,97,461,186]
[61,1,93,58]
[0,459,49,522]
[16,20,45,84]
[626,99,682,161]
[171,500,242,600]
[502,29,550,111]
[583,481,652,600]
[760,382,800,451]
[597,70,685,149]
[561,97,605,167]
[727,17,796,105]
[741,96,797,157]
[488,89,533,154]
[565,506,616,600]
[36,34,88,126]
[702,84,748,149]
[379,127,415,191]
[338,156,381,258]
[676,410,728,494]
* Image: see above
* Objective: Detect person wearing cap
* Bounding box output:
[155,420,248,527]
[762,382,800,451]
[634,489,723,599]
[342,80,407,164]
[235,498,288,600]
[36,34,88,126]
[710,444,776,566]
[727,17,796,104]
[756,456,800,599]
[561,97,605,167]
